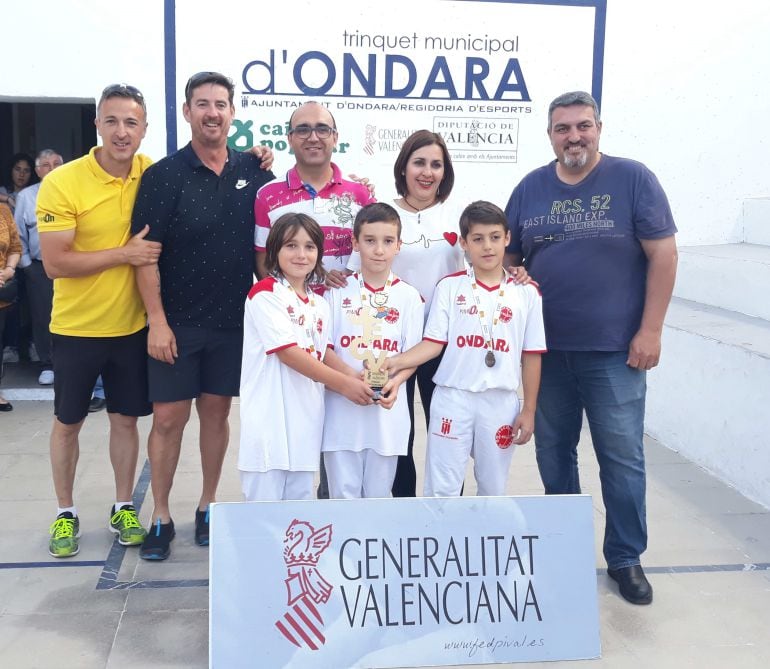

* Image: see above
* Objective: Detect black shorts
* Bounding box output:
[52,329,152,424]
[147,325,243,402]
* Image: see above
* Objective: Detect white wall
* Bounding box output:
[647,323,770,508]
[3,0,768,245]
[3,0,167,159]
[601,0,770,245]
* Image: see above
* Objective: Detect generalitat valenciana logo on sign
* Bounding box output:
[274,519,334,651]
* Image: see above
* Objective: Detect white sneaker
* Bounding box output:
[2,347,19,363]
[38,369,54,385]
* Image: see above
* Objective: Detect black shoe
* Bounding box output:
[139,519,175,561]
[88,397,106,413]
[0,401,12,412]
[608,565,653,605]
[195,507,210,546]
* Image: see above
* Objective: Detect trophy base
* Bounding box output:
[371,387,384,402]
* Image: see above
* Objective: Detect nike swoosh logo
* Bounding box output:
[235,181,249,190]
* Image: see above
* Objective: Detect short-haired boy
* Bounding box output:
[385,201,546,496]
[322,203,424,498]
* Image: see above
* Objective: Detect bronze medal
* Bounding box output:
[485,350,496,367]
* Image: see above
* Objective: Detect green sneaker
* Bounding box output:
[109,505,147,546]
[49,512,80,558]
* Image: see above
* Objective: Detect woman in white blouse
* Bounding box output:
[389,131,467,496]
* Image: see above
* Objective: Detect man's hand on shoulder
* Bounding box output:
[325,269,350,288]
[348,173,376,198]
[627,328,662,370]
[506,264,531,285]
[248,146,274,171]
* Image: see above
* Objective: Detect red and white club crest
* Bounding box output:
[499,306,513,323]
[496,425,514,449]
[384,307,399,324]
[274,519,333,651]
[316,318,324,334]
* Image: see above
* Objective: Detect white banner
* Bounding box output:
[174,0,601,208]
[209,495,600,668]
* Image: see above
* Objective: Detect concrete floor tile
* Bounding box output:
[0,568,126,615]
[0,451,51,478]
[107,610,208,669]
[124,584,209,613]
[698,512,770,560]
[0,611,121,669]
[132,555,210,583]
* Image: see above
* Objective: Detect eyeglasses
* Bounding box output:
[185,71,232,101]
[100,83,146,110]
[288,124,336,139]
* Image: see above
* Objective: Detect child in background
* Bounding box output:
[322,203,423,498]
[238,213,373,501]
[384,201,546,497]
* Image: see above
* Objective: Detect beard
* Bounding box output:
[561,145,588,169]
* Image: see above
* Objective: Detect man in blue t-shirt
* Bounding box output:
[505,91,678,606]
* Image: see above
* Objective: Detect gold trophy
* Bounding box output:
[347,309,389,400]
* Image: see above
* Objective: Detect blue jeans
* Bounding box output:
[535,351,647,570]
[92,374,105,400]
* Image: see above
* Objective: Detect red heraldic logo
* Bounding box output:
[274,519,334,651]
[496,424,514,449]
[384,307,399,324]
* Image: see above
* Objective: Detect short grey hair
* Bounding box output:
[35,149,62,166]
[547,91,600,130]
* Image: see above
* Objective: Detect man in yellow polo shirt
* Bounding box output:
[37,84,162,558]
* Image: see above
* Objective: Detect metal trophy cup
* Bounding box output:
[347,310,389,401]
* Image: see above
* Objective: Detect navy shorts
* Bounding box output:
[147,325,243,402]
[52,329,152,424]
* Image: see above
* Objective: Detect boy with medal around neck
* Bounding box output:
[384,201,546,497]
[322,203,424,498]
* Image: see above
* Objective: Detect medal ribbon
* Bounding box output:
[357,271,394,316]
[279,276,319,356]
[466,263,508,359]
[355,271,394,367]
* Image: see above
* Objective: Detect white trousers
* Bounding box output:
[240,470,315,501]
[424,386,520,497]
[324,450,398,499]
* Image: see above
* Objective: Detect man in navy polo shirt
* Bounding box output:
[132,72,274,560]
[505,91,678,605]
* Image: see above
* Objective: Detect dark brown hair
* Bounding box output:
[459,200,508,238]
[184,71,234,105]
[353,202,401,239]
[393,130,454,201]
[264,213,326,285]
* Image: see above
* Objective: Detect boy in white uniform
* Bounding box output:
[323,203,424,498]
[385,201,546,496]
